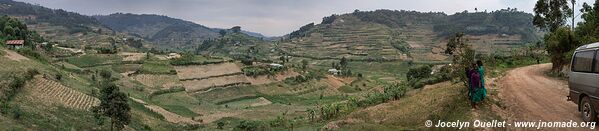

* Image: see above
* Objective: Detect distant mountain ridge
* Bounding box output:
[94,13,271,48]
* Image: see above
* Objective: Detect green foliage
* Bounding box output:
[17,48,47,62]
[148,86,185,98]
[311,83,408,121]
[289,23,314,39]
[533,0,573,32]
[137,60,176,75]
[217,121,225,129]
[283,71,324,85]
[0,0,96,33]
[0,15,45,46]
[25,68,39,80]
[576,0,599,44]
[391,40,410,54]
[125,38,144,49]
[11,105,21,119]
[234,120,264,131]
[55,73,62,81]
[96,47,117,54]
[321,14,337,24]
[99,70,112,80]
[544,27,578,71]
[406,65,431,82]
[231,26,242,33]
[445,33,476,87]
[92,83,131,130]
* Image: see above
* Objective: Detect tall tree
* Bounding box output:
[576,0,599,44]
[533,0,573,32]
[445,33,475,87]
[92,83,131,131]
[545,27,578,72]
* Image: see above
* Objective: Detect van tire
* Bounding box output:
[580,97,597,122]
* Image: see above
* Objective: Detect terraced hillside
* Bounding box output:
[280,15,404,61]
[281,9,538,61]
[25,76,100,110]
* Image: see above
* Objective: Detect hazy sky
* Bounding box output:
[16,0,595,36]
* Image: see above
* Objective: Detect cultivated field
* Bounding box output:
[174,62,242,80]
[180,75,250,92]
[25,76,100,110]
[132,74,181,88]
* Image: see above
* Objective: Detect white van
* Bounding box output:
[568,42,599,122]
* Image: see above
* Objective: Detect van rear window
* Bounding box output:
[572,51,595,72]
[596,52,599,72]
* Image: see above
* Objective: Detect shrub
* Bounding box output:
[217,121,225,129]
[55,73,62,81]
[11,106,21,119]
[25,69,39,80]
[235,120,264,131]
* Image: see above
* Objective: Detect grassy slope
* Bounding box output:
[332,82,502,130]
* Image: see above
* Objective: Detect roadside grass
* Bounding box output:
[337,82,502,130]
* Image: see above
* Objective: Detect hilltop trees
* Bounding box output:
[231,26,241,33]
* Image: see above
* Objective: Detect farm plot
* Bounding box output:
[25,76,100,110]
[246,70,300,85]
[132,74,181,88]
[174,62,242,80]
[119,52,145,62]
[220,97,273,108]
[180,75,250,92]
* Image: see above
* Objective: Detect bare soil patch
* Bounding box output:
[180,74,249,92]
[119,52,145,62]
[174,62,242,80]
[3,49,29,61]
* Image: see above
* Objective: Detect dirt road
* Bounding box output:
[499,63,581,121]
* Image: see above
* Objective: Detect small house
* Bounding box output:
[328,69,340,75]
[5,40,24,49]
[269,63,283,68]
[166,53,181,59]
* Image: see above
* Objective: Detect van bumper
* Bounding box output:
[569,90,581,105]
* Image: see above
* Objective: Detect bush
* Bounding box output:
[235,120,264,131]
[25,69,39,80]
[11,106,21,119]
[55,73,63,81]
[217,121,225,129]
[406,65,432,81]
[148,87,185,98]
[99,70,112,80]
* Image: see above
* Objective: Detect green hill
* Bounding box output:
[280,9,539,61]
